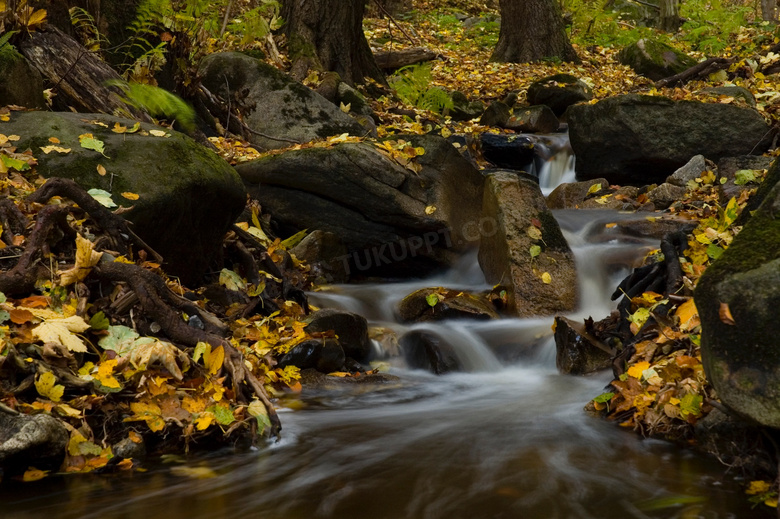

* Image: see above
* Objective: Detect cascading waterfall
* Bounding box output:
[2,135,768,519]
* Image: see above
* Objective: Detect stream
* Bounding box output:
[1,138,772,519]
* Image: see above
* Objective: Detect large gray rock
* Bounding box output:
[0,412,68,474]
[618,39,697,81]
[567,95,774,185]
[526,74,592,117]
[478,172,578,317]
[4,111,246,283]
[0,44,45,109]
[198,52,366,150]
[695,180,780,427]
[237,134,484,277]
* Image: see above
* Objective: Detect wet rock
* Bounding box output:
[4,111,246,284]
[526,73,593,117]
[617,39,697,81]
[305,308,372,362]
[693,408,775,475]
[397,287,499,323]
[717,155,774,203]
[504,105,560,133]
[298,368,401,389]
[112,436,146,459]
[734,156,780,226]
[700,86,756,107]
[479,133,536,171]
[554,316,613,375]
[0,44,45,109]
[607,217,696,241]
[479,100,511,126]
[666,154,708,187]
[567,94,774,185]
[276,338,346,373]
[290,230,349,284]
[695,180,780,427]
[0,412,69,474]
[237,134,484,277]
[546,178,611,209]
[449,91,485,121]
[479,172,578,317]
[199,52,365,150]
[400,329,463,374]
[646,182,686,210]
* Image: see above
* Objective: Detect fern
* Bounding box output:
[107,80,196,131]
[0,30,17,51]
[69,7,109,53]
[389,63,454,114]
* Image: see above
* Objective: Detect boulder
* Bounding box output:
[400,329,463,374]
[646,182,686,210]
[4,111,246,284]
[237,134,484,277]
[478,172,578,317]
[290,230,349,284]
[0,412,69,474]
[198,52,365,150]
[567,95,774,185]
[734,156,780,226]
[554,316,613,375]
[305,308,372,362]
[617,39,697,81]
[276,338,345,373]
[546,178,610,209]
[479,100,511,126]
[717,155,774,204]
[526,74,593,117]
[397,287,499,323]
[700,86,756,107]
[666,154,708,187]
[449,91,485,122]
[695,181,780,427]
[0,44,45,109]
[504,105,560,133]
[479,133,537,171]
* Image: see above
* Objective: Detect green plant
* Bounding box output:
[680,0,752,54]
[69,7,109,54]
[389,63,454,114]
[107,80,196,131]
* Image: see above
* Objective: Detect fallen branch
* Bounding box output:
[655,57,734,88]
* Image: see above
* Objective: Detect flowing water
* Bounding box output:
[1,141,771,519]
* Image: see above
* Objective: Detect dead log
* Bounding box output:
[373,47,437,70]
[18,27,150,120]
[654,57,733,88]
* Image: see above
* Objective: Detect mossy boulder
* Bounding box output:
[478,172,578,317]
[504,105,559,133]
[198,52,365,150]
[695,180,780,428]
[567,94,774,185]
[3,111,246,283]
[0,44,45,109]
[526,73,592,117]
[618,39,697,81]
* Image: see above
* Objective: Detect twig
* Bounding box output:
[371,0,417,46]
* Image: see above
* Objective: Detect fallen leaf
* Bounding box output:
[79,133,108,157]
[121,192,139,200]
[59,234,102,286]
[97,164,106,176]
[39,145,71,154]
[541,272,551,284]
[35,372,64,402]
[32,316,91,352]
[719,302,736,325]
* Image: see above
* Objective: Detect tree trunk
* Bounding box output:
[281,0,386,86]
[659,0,681,32]
[491,0,578,63]
[761,0,779,21]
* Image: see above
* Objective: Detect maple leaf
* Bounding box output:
[32,316,90,352]
[127,401,165,431]
[35,372,65,402]
[59,234,102,286]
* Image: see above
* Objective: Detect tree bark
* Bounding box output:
[281,0,386,86]
[659,0,681,32]
[762,0,779,21]
[491,0,578,63]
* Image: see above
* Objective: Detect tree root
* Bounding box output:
[93,261,281,436]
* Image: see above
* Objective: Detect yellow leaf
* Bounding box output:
[59,234,102,285]
[586,183,602,195]
[627,361,650,379]
[128,401,165,432]
[747,480,772,495]
[48,137,60,143]
[425,205,436,215]
[675,299,699,329]
[95,359,121,389]
[39,145,71,154]
[97,164,107,176]
[194,412,215,430]
[205,345,224,375]
[121,192,140,200]
[35,371,65,402]
[112,122,127,134]
[32,316,90,352]
[26,9,47,28]
[541,272,552,284]
[149,129,169,137]
[22,467,49,482]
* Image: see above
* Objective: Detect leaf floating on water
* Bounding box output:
[22,467,49,482]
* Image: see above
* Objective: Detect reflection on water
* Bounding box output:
[1,210,769,519]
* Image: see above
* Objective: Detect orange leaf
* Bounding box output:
[121,192,139,200]
[719,302,736,325]
[9,308,34,324]
[19,295,50,308]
